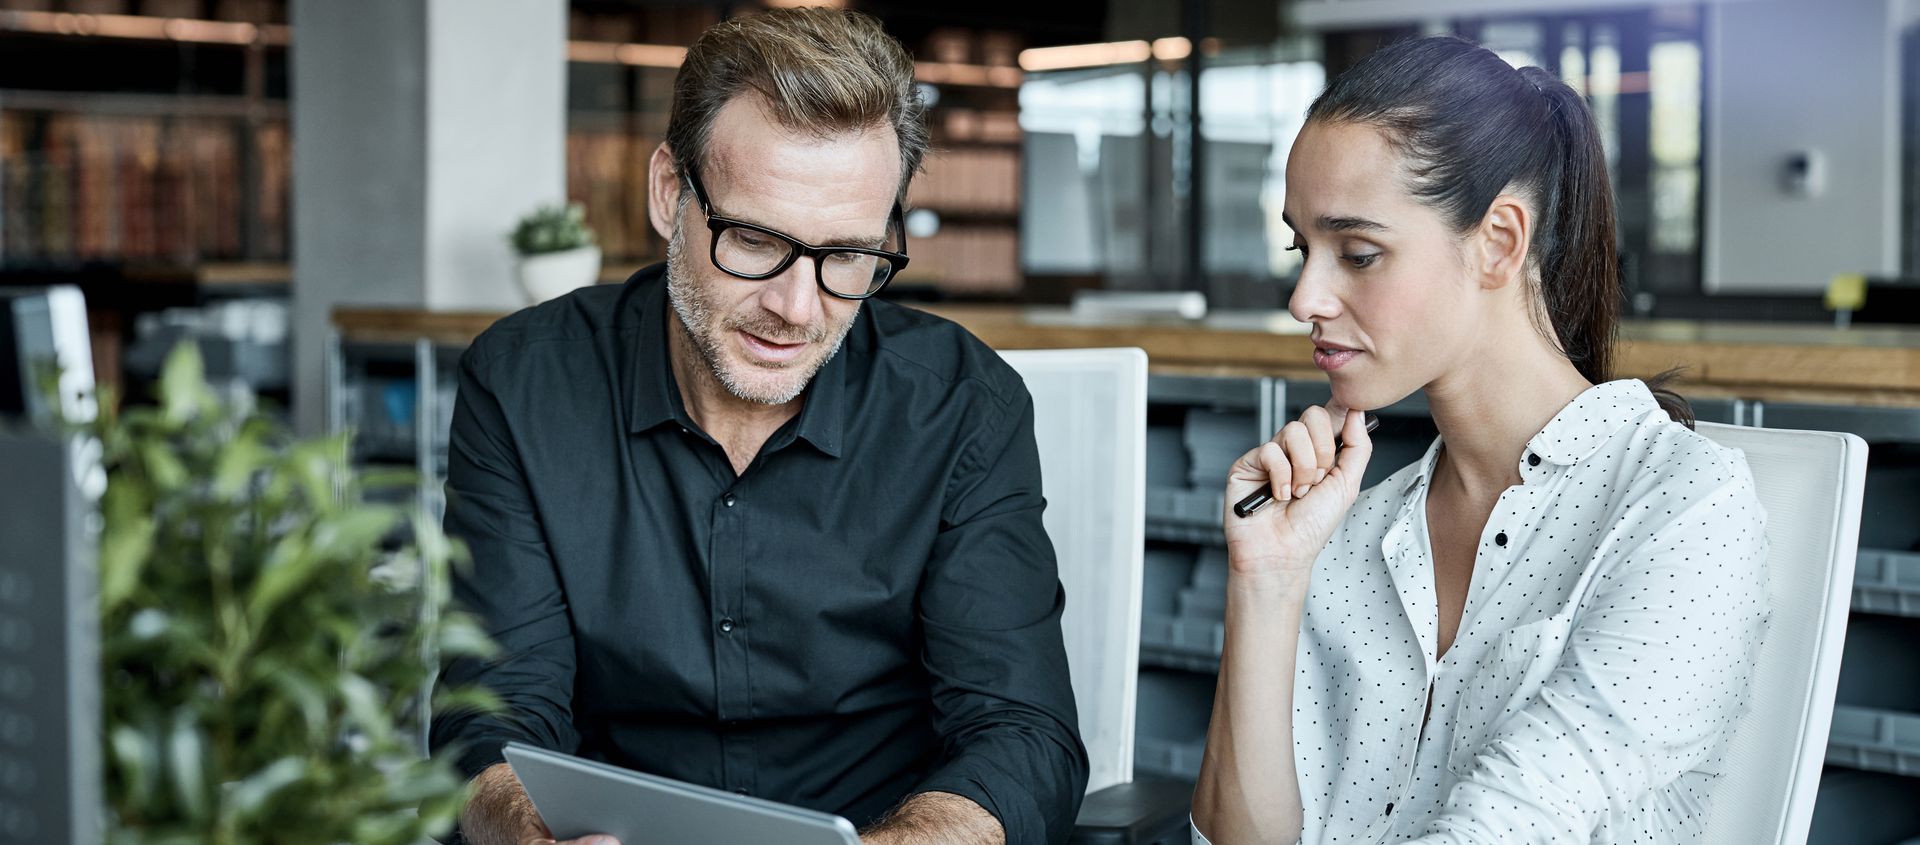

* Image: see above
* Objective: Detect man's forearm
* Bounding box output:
[862,791,1005,845]
[461,762,550,845]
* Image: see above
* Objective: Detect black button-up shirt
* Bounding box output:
[429,264,1088,843]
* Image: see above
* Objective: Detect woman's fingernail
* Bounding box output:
[1315,468,1327,483]
[1295,485,1310,498]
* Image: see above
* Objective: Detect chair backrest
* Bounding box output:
[1694,422,1867,845]
[997,348,1147,795]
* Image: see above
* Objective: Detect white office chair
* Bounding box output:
[998,347,1148,795]
[1001,348,1193,844]
[1694,422,1867,845]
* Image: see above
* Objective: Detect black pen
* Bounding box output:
[1232,414,1380,518]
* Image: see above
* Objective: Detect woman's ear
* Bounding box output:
[1474,194,1533,291]
[647,143,682,243]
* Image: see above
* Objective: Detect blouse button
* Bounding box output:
[1527,453,1542,467]
[1495,532,1509,546]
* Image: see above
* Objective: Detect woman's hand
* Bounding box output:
[1221,404,1374,580]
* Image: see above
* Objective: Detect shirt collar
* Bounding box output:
[1524,379,1659,467]
[1399,436,1445,497]
[1396,378,1658,495]
[622,262,848,459]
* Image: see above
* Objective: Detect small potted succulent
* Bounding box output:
[510,202,602,304]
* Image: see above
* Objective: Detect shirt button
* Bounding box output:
[1385,802,1395,816]
[1527,453,1542,467]
[1495,532,1509,546]
[719,618,736,634]
[723,493,737,508]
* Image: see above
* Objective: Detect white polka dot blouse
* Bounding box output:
[1194,378,1770,844]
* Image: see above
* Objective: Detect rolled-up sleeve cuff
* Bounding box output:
[913,762,1050,844]
[448,733,519,782]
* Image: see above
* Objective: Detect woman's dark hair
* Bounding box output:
[1305,35,1694,426]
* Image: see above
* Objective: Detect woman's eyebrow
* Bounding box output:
[1279,212,1391,234]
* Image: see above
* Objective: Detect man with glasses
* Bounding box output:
[431,9,1088,845]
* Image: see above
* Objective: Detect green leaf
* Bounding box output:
[138,442,190,492]
[109,723,160,811]
[436,615,500,661]
[244,533,320,621]
[224,756,306,814]
[165,707,209,821]
[211,428,269,499]
[337,675,387,735]
[309,507,400,562]
[158,342,207,424]
[263,671,328,742]
[99,486,155,611]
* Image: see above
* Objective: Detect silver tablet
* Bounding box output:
[502,742,862,845]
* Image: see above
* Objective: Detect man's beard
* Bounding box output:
[665,226,856,406]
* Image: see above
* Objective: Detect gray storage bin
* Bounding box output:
[1853,548,1920,618]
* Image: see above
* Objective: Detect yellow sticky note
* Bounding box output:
[1825,273,1867,312]
[1820,274,1866,311]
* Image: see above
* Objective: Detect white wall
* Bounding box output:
[1703,0,1904,292]
[424,0,568,310]
[291,0,566,434]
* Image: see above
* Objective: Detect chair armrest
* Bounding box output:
[1069,777,1194,845]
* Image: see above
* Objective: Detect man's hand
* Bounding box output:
[460,762,622,845]
[860,791,1004,845]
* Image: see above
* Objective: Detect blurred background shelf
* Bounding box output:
[1854,549,1920,618]
[1827,705,1920,778]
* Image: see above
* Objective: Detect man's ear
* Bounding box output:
[647,143,682,243]
[1474,194,1533,291]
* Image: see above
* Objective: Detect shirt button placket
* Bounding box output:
[712,486,753,795]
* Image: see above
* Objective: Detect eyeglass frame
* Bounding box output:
[681,164,911,301]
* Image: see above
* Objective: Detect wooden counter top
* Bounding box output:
[333,303,1920,408]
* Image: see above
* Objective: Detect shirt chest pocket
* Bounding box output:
[1445,612,1573,776]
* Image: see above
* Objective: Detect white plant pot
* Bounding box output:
[517,245,602,304]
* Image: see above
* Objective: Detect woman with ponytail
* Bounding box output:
[1191,36,1766,844]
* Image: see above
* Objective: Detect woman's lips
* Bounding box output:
[1313,346,1361,371]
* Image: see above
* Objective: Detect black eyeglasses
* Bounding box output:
[683,166,910,300]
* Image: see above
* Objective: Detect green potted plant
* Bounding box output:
[510,201,601,304]
[80,343,498,845]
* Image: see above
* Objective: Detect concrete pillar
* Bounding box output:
[290,0,567,434]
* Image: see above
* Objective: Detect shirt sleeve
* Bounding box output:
[428,342,582,781]
[908,387,1092,844]
[1404,455,1769,844]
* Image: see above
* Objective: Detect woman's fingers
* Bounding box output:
[1259,440,1294,502]
[1230,404,1358,513]
[1226,438,1294,503]
[1280,421,1319,497]
[1332,407,1374,485]
[1300,405,1336,482]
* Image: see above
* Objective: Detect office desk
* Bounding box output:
[332,305,1920,409]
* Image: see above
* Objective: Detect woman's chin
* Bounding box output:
[1328,374,1417,414]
